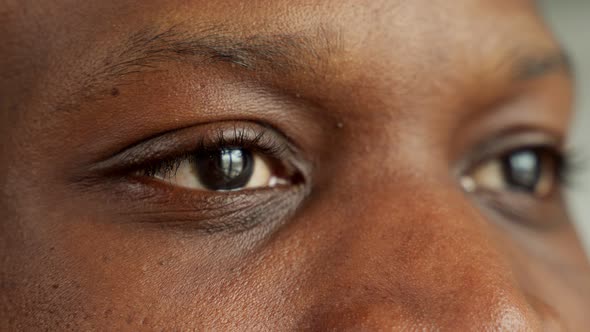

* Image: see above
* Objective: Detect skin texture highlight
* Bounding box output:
[1,0,590,330]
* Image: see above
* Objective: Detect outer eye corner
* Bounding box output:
[119,122,307,194]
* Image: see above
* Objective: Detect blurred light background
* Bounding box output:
[540,0,590,255]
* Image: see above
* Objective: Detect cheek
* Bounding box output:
[11,210,300,329]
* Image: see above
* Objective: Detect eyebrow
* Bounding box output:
[85,25,330,91]
[512,50,572,82]
[75,24,570,107]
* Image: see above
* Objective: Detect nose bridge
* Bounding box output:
[308,184,540,330]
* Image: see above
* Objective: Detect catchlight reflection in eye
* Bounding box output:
[505,151,539,190]
[461,148,561,198]
[152,148,290,192]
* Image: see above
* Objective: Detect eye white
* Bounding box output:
[155,153,283,191]
[462,151,556,197]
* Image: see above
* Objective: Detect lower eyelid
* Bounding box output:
[456,131,570,230]
[111,182,308,234]
[76,120,308,234]
[473,189,568,230]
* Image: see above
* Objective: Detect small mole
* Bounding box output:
[51,284,59,289]
[158,260,165,266]
[110,87,120,97]
[49,246,55,251]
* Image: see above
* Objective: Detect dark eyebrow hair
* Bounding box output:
[68,24,568,111]
[85,25,331,92]
[513,50,572,82]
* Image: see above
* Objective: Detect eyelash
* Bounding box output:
[516,145,579,189]
[136,126,289,180]
[516,145,570,185]
[555,148,585,188]
[463,144,582,229]
[131,131,582,191]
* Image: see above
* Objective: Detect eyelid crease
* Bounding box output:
[137,129,289,181]
[76,121,310,189]
[454,127,566,177]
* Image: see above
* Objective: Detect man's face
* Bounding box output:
[1,0,589,330]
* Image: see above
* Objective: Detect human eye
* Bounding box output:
[88,121,309,233]
[463,146,565,198]
[459,131,576,229]
[138,126,297,192]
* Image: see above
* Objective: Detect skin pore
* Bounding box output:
[1,0,590,330]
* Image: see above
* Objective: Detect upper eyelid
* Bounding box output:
[454,129,565,177]
[138,138,288,180]
[86,121,300,177]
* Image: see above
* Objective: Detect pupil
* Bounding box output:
[502,149,541,192]
[194,148,254,190]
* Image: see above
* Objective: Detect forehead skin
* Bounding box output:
[1,0,590,331]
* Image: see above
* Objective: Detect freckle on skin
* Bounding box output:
[110,87,120,97]
[51,284,59,289]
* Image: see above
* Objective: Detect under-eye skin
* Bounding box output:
[87,121,309,233]
[459,130,574,229]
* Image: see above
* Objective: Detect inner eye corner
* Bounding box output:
[110,119,312,194]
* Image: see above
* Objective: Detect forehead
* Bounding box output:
[13,0,551,71]
[1,0,568,130]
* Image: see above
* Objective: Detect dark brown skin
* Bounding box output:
[1,0,590,330]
